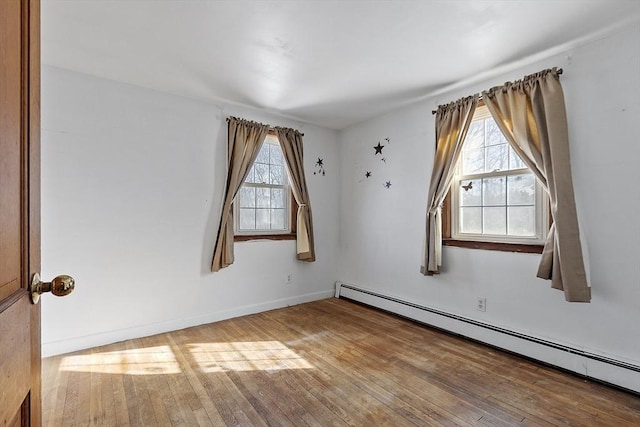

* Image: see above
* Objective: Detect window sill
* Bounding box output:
[443,239,543,254]
[235,233,296,242]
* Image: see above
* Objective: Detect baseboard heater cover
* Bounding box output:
[335,281,640,394]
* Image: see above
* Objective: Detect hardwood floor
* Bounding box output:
[42,298,640,426]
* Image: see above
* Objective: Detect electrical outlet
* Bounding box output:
[476,297,486,312]
[286,273,293,284]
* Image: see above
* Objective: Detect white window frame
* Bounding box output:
[450,106,548,246]
[234,135,292,236]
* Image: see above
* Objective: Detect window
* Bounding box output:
[234,134,296,240]
[444,105,548,252]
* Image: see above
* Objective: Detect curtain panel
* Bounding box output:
[211,117,270,272]
[421,95,478,275]
[482,68,590,302]
[275,127,316,262]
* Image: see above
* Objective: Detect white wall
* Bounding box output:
[42,22,639,372]
[41,66,339,356]
[338,24,640,368]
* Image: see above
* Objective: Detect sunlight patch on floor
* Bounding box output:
[60,345,181,375]
[189,341,314,373]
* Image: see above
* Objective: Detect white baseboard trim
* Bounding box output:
[335,281,640,394]
[42,289,334,357]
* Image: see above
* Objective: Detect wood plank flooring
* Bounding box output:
[42,298,640,426]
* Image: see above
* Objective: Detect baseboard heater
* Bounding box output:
[335,281,640,394]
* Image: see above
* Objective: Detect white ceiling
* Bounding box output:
[42,0,639,130]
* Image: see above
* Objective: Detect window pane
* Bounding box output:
[270,144,284,165]
[239,208,256,230]
[244,166,257,183]
[507,174,535,205]
[452,106,543,242]
[509,146,527,170]
[485,144,508,172]
[254,163,269,184]
[255,209,270,229]
[508,206,536,236]
[256,187,270,208]
[483,177,506,206]
[486,119,507,146]
[462,148,484,174]
[465,121,484,149]
[484,207,506,235]
[271,209,285,230]
[459,179,481,206]
[270,165,285,185]
[238,187,255,208]
[271,188,285,208]
[460,207,482,234]
[235,137,291,235]
[256,143,270,164]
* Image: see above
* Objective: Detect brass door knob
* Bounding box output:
[30,273,75,304]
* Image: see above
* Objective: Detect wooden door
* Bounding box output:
[1,0,42,425]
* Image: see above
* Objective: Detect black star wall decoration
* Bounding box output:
[313,158,325,176]
[359,137,394,189]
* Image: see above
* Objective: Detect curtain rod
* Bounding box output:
[225,117,304,136]
[267,128,304,136]
[431,68,563,115]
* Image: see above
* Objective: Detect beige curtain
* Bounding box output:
[211,117,270,272]
[482,68,590,302]
[275,127,316,262]
[421,95,478,275]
